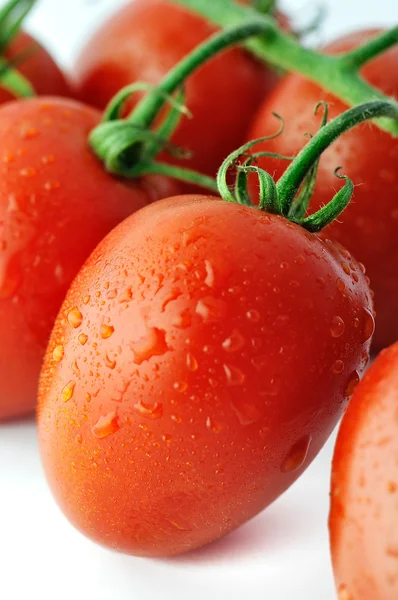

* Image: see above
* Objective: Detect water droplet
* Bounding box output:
[173,381,188,393]
[246,309,260,323]
[338,585,353,600]
[44,180,61,191]
[362,308,375,343]
[92,411,120,439]
[41,154,55,164]
[171,414,182,424]
[206,416,224,433]
[68,307,83,329]
[331,360,344,374]
[223,364,245,386]
[78,333,88,346]
[131,328,169,364]
[100,324,115,339]
[281,435,312,473]
[72,359,80,377]
[21,128,38,139]
[330,316,345,338]
[161,288,182,311]
[336,278,346,293]
[162,433,172,443]
[388,482,397,494]
[186,352,198,372]
[294,255,306,266]
[107,289,118,300]
[85,393,91,403]
[196,297,226,323]
[76,434,83,444]
[20,167,36,177]
[134,400,163,419]
[204,260,215,287]
[62,380,76,402]
[353,317,360,328]
[83,295,90,305]
[172,308,191,329]
[344,371,360,398]
[341,263,350,275]
[280,261,289,269]
[119,287,133,303]
[222,330,245,353]
[231,400,261,426]
[104,352,116,370]
[53,345,64,362]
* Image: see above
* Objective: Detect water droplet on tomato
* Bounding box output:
[100,324,115,339]
[206,416,224,433]
[62,380,76,402]
[231,400,261,426]
[20,167,36,177]
[222,330,245,353]
[171,414,182,424]
[353,317,360,328]
[330,316,345,338]
[53,345,64,362]
[92,411,119,439]
[204,260,215,287]
[388,482,397,494]
[78,333,88,346]
[104,353,116,370]
[173,381,188,393]
[83,295,90,305]
[134,401,163,420]
[72,359,80,377]
[76,434,83,444]
[344,371,360,398]
[119,287,133,303]
[162,433,172,443]
[223,364,245,386]
[341,262,350,275]
[41,154,55,164]
[331,360,344,374]
[336,278,346,293]
[131,328,169,364]
[85,393,91,403]
[172,308,191,329]
[362,308,375,343]
[107,289,118,300]
[246,309,260,323]
[294,255,306,266]
[196,297,226,322]
[44,180,61,191]
[68,308,83,329]
[338,584,353,600]
[281,435,312,473]
[186,352,198,372]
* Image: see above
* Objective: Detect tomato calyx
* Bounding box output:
[0,0,37,98]
[172,0,398,138]
[218,99,398,232]
[89,19,274,192]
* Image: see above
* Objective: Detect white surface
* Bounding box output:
[0,1,397,600]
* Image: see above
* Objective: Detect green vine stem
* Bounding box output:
[170,0,398,137]
[217,100,398,232]
[0,0,37,98]
[90,19,270,188]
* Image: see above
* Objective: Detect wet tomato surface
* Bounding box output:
[39,195,373,557]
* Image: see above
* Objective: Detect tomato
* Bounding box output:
[0,97,181,422]
[246,29,398,351]
[72,0,286,182]
[38,195,373,557]
[2,31,70,102]
[330,343,398,600]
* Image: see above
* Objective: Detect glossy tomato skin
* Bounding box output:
[73,0,283,183]
[247,30,398,350]
[330,343,398,600]
[38,196,373,557]
[2,31,71,102]
[0,97,180,422]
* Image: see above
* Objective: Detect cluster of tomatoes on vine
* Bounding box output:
[1,1,398,598]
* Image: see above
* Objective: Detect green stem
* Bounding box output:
[342,27,398,69]
[91,18,273,183]
[131,162,219,193]
[277,101,398,215]
[170,0,398,136]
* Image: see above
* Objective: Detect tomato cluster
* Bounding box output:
[2,0,398,595]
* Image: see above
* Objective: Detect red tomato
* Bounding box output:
[0,97,180,422]
[330,343,398,600]
[73,0,286,182]
[247,29,398,350]
[38,195,373,557]
[2,31,70,101]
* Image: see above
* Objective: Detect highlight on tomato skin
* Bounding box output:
[0,96,181,423]
[38,194,374,558]
[72,0,287,183]
[246,28,398,351]
[329,342,398,600]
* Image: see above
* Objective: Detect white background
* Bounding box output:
[1,1,397,599]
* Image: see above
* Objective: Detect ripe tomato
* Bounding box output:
[2,31,70,102]
[246,29,398,351]
[73,0,286,182]
[38,195,373,557]
[0,97,180,422]
[330,343,398,600]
